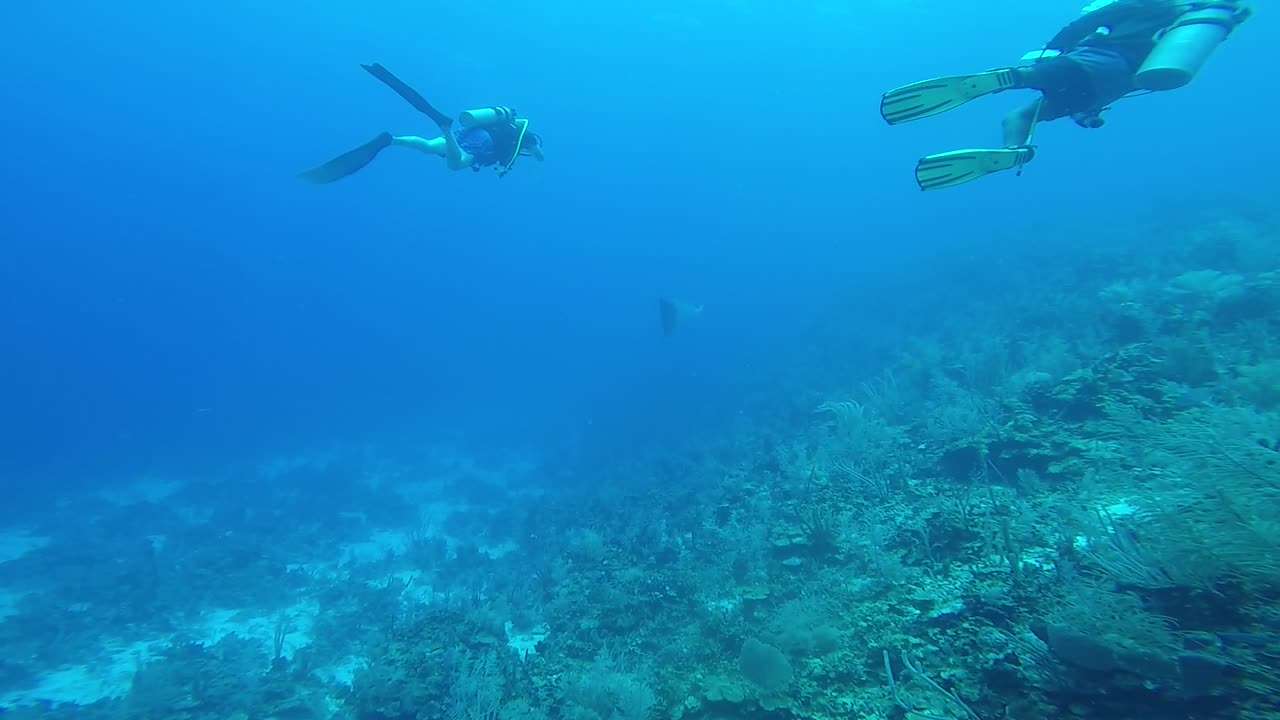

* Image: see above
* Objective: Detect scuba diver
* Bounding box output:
[300,63,544,183]
[878,0,1252,191]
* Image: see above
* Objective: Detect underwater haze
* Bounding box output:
[2,1,1280,719]
[1,1,1274,479]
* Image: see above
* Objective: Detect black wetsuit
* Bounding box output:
[454,121,541,173]
[1017,0,1191,120]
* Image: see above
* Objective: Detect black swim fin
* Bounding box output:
[361,63,453,129]
[659,298,680,337]
[298,132,393,184]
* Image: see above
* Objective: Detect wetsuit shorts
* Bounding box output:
[1020,46,1135,120]
[454,126,501,166]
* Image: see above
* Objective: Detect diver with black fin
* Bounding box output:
[659,298,704,337]
[878,0,1252,191]
[299,63,544,183]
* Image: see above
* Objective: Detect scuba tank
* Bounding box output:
[1135,3,1250,91]
[459,106,516,128]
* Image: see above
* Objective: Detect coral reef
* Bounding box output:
[2,210,1279,720]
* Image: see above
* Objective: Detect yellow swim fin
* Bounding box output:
[914,147,1034,191]
[880,69,1017,125]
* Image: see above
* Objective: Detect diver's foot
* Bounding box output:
[1004,67,1033,90]
[978,67,1021,92]
[1007,144,1036,163]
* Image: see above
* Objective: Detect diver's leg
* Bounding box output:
[1010,57,1088,126]
[392,135,447,156]
[392,133,474,169]
[392,134,473,169]
[441,131,475,171]
[1002,100,1040,147]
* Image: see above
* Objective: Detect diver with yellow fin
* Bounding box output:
[300,63,543,183]
[879,0,1252,191]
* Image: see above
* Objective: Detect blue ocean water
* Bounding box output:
[1,1,1278,718]
[2,0,1266,483]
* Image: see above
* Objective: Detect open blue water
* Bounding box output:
[1,2,1276,718]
